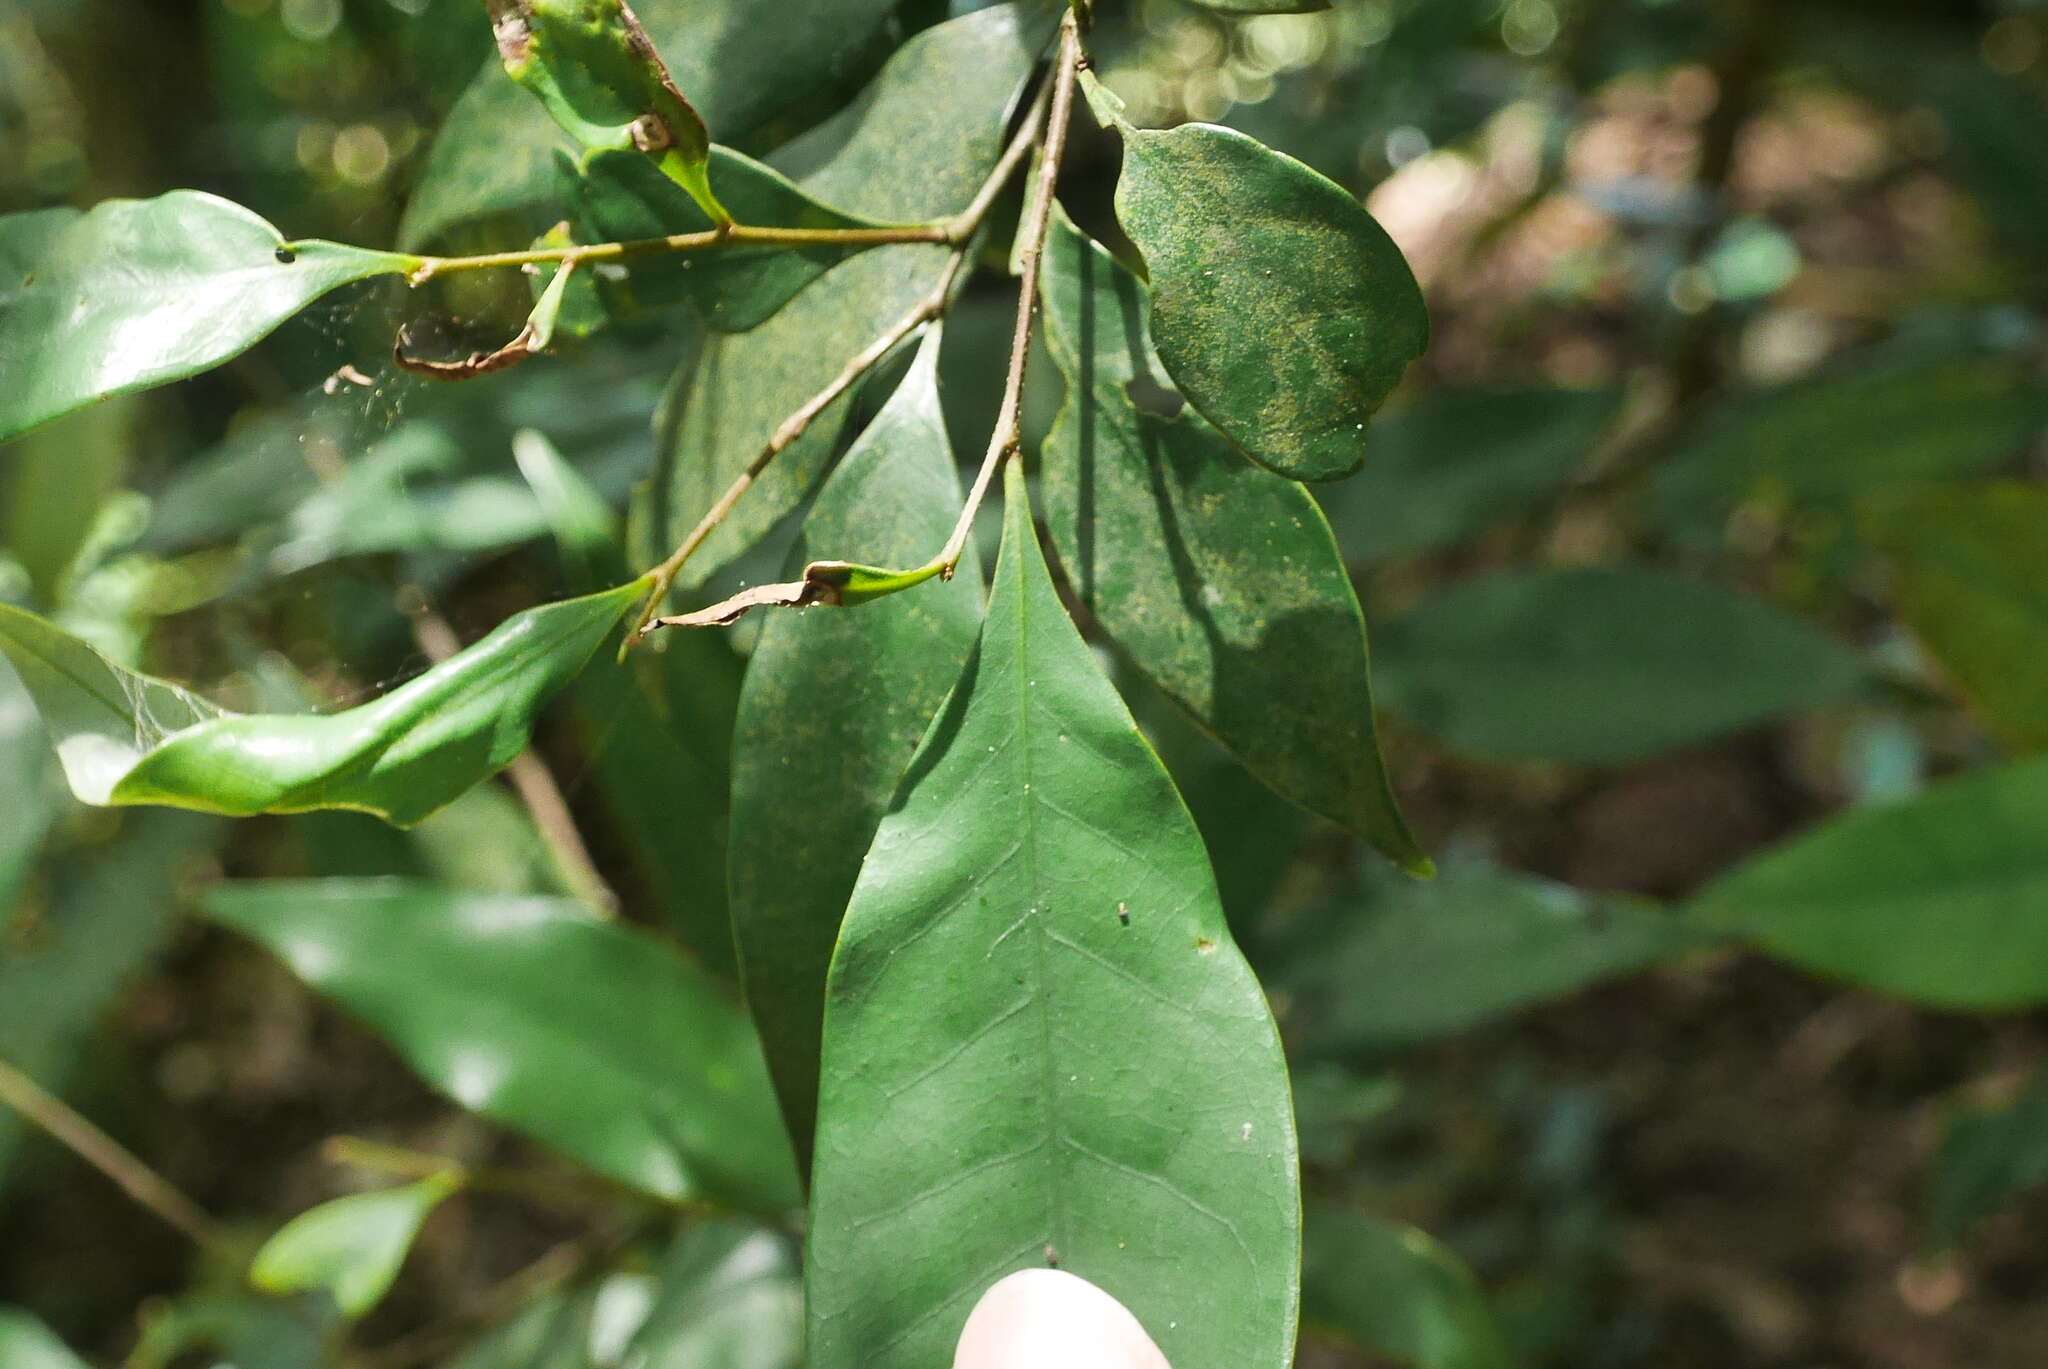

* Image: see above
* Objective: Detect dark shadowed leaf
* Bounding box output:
[1038,213,1425,871]
[250,1176,461,1319]
[0,582,644,825]
[1861,483,2048,752]
[1303,1208,1510,1369]
[1690,757,2048,1009]
[1928,1070,2048,1246]
[1372,567,1865,763]
[806,466,1299,1369]
[729,330,982,1170]
[653,4,1047,588]
[1105,119,1427,481]
[0,194,414,442]
[209,881,799,1211]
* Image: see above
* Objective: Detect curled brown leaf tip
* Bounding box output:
[393,321,541,381]
[648,562,856,631]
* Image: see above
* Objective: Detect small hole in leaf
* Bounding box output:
[1124,376,1183,419]
[1195,936,1217,954]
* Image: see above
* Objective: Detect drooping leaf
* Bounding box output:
[1689,756,2048,1010]
[1928,1070,2048,1246]
[1371,567,1865,764]
[560,146,887,333]
[0,1309,91,1369]
[398,0,903,250]
[0,581,644,825]
[1281,865,1705,1055]
[806,465,1299,1369]
[626,1221,802,1369]
[1860,483,2048,752]
[1102,119,1427,481]
[1316,387,1619,563]
[250,1175,461,1319]
[1037,213,1425,871]
[1303,1208,1511,1369]
[0,193,415,443]
[729,330,982,1169]
[485,0,722,221]
[208,881,800,1211]
[652,4,1047,589]
[1654,356,2044,546]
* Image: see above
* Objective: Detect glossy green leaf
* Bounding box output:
[1861,483,2048,752]
[1654,356,2044,545]
[1928,1070,2048,1246]
[208,881,799,1211]
[1372,567,1865,764]
[487,0,722,221]
[652,4,1046,588]
[561,146,884,333]
[1105,120,1427,481]
[0,1309,90,1369]
[0,581,643,825]
[250,1175,460,1318]
[626,1221,802,1369]
[1282,865,1704,1055]
[1316,387,1618,563]
[729,330,982,1168]
[1303,1209,1510,1369]
[0,193,414,443]
[398,0,902,249]
[806,465,1299,1369]
[1690,756,2048,1009]
[1038,213,1425,871]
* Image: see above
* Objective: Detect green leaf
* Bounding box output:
[0,671,57,914]
[487,0,723,221]
[626,1221,802,1369]
[1689,756,2048,1010]
[0,582,644,826]
[0,1309,91,1369]
[1928,1070,2048,1246]
[560,146,885,333]
[1372,567,1865,764]
[1037,213,1425,871]
[1187,0,1331,12]
[1303,1209,1511,1369]
[1105,121,1427,481]
[1654,356,2044,546]
[729,330,982,1169]
[398,0,903,250]
[1315,387,1618,563]
[806,464,1299,1369]
[1860,483,2048,752]
[250,1175,461,1319]
[0,193,415,443]
[513,427,622,591]
[1282,865,1704,1055]
[208,881,799,1211]
[652,3,1047,589]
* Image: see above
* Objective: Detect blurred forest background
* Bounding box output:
[4,0,2048,1365]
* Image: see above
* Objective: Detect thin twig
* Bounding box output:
[404,601,619,914]
[323,1134,645,1208]
[0,1054,227,1252]
[401,221,952,285]
[935,11,1084,578]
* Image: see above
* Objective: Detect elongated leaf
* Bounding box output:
[729,330,982,1169]
[209,881,799,1211]
[1372,567,1865,764]
[1282,865,1704,1055]
[0,193,414,443]
[1038,214,1425,871]
[398,0,902,249]
[1303,1209,1510,1369]
[250,1176,460,1318]
[806,466,1299,1369]
[1690,757,2048,1009]
[1861,483,2048,752]
[1929,1070,2048,1245]
[1104,120,1427,481]
[0,581,643,825]
[652,4,1046,588]
[0,1309,90,1369]
[562,146,884,333]
[1316,387,1618,563]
